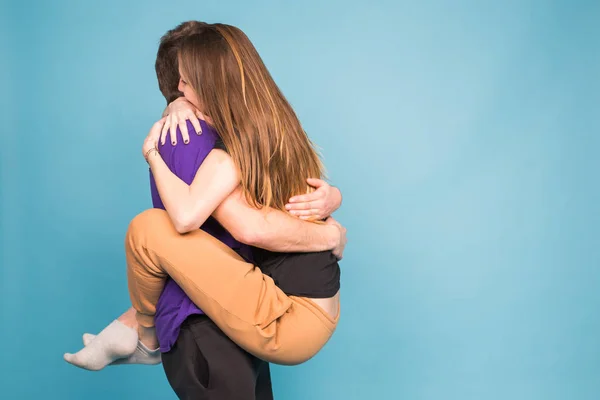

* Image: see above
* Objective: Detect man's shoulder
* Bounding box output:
[160,119,218,152]
[182,119,218,144]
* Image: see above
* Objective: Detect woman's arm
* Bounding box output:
[142,118,345,252]
[147,148,239,233]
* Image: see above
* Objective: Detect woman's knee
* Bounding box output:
[126,209,173,243]
[129,208,170,231]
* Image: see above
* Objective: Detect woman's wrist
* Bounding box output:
[145,147,160,164]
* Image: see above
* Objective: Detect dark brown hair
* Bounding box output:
[178,24,324,211]
[155,21,207,103]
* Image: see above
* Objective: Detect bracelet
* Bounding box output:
[145,147,159,163]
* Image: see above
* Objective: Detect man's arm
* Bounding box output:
[213,188,341,253]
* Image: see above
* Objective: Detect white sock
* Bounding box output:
[63,320,138,371]
[83,333,161,365]
[82,333,95,346]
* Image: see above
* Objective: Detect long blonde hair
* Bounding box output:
[178,23,324,211]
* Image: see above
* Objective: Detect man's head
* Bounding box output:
[155,21,207,104]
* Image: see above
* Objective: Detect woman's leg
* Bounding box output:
[126,208,338,365]
[63,308,138,370]
[63,307,160,371]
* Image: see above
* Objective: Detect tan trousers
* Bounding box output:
[125,209,339,365]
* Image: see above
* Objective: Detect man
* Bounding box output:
[67,21,344,400]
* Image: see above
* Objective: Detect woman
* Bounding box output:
[129,23,343,365]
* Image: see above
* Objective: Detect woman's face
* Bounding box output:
[178,66,200,109]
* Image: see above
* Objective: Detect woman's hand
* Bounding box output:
[285,178,342,220]
[161,97,207,146]
[142,117,167,162]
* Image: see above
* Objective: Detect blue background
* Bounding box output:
[1,0,599,399]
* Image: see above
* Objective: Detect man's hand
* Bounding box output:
[325,217,347,260]
[285,178,342,220]
[161,98,207,146]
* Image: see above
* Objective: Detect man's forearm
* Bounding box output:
[213,188,338,252]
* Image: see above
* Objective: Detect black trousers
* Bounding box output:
[162,314,274,400]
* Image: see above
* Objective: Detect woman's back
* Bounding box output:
[253,248,340,299]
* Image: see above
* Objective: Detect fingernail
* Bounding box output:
[172,141,176,145]
[285,204,291,209]
[184,140,189,144]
